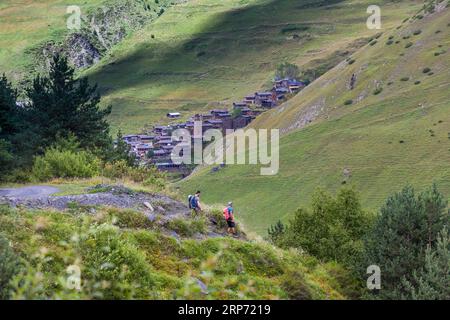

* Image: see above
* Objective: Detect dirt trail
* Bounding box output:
[0,184,244,240]
[0,185,186,216]
[0,186,60,198]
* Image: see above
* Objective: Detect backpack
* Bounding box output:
[223,207,231,220]
[188,195,193,209]
[190,195,198,209]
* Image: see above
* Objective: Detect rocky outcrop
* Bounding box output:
[34,0,177,71]
[0,185,186,216]
[65,34,101,69]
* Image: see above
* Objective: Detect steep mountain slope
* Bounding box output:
[179,1,450,234]
[83,0,422,133]
[0,0,172,83]
[0,182,353,299]
[0,0,422,134]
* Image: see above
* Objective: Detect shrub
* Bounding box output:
[167,217,209,237]
[386,40,394,45]
[102,160,167,189]
[400,77,410,81]
[324,262,364,299]
[348,59,356,65]
[373,87,383,95]
[423,67,431,74]
[0,233,21,299]
[415,81,421,85]
[369,40,377,46]
[280,269,311,300]
[208,209,228,229]
[2,168,32,183]
[405,42,413,48]
[280,24,309,34]
[268,220,286,244]
[32,147,100,181]
[107,208,154,230]
[102,160,129,179]
[79,225,158,299]
[413,30,422,35]
[344,99,353,105]
[190,218,208,234]
[127,165,163,184]
[275,62,300,79]
[166,218,192,237]
[275,188,372,266]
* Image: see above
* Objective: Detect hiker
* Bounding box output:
[188,191,202,216]
[223,202,236,235]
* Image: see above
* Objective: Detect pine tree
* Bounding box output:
[0,75,33,171]
[268,220,286,244]
[420,183,449,246]
[0,233,20,299]
[402,228,450,299]
[25,55,112,154]
[363,185,449,299]
[0,136,13,179]
[107,129,136,166]
[0,74,19,139]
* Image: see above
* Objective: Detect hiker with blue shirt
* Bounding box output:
[188,190,202,216]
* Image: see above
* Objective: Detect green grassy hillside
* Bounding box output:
[0,0,104,82]
[0,1,422,134]
[83,0,422,133]
[0,202,352,299]
[179,1,450,235]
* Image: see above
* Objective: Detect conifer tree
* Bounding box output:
[0,74,19,139]
[268,220,286,244]
[364,185,449,299]
[25,55,112,154]
[107,129,136,166]
[402,228,450,299]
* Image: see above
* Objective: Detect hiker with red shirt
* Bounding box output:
[223,202,236,235]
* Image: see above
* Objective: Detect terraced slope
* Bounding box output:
[179,1,450,235]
